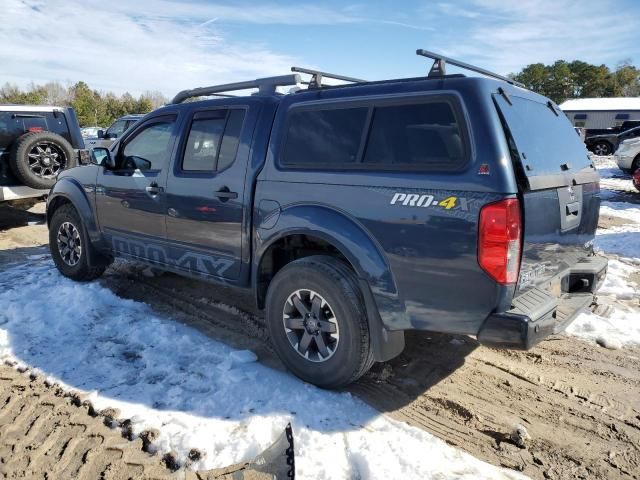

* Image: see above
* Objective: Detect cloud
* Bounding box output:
[423,0,640,75]
[0,0,363,97]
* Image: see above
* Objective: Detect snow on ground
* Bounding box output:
[566,259,640,347]
[595,223,640,259]
[566,157,640,347]
[0,260,523,480]
[592,155,637,199]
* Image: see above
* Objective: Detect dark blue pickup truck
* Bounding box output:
[46,51,607,388]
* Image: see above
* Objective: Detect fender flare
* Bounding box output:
[255,204,405,361]
[47,177,102,247]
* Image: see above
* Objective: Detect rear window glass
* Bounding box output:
[282,107,368,166]
[363,101,466,169]
[495,95,592,177]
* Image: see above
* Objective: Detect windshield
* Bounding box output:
[106,120,127,137]
[495,94,592,178]
[619,126,640,137]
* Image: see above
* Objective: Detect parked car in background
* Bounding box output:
[84,114,144,150]
[585,126,640,156]
[614,137,640,173]
[633,169,640,192]
[46,51,607,388]
[585,120,640,138]
[1,105,87,201]
[81,126,104,139]
[574,127,586,142]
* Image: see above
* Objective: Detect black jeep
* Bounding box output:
[0,105,87,200]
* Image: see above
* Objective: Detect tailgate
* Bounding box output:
[494,92,601,294]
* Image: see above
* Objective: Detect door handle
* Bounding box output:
[214,187,238,200]
[145,183,163,196]
[565,201,580,216]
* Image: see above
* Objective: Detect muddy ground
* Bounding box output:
[0,200,639,480]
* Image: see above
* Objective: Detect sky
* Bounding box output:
[1,0,639,97]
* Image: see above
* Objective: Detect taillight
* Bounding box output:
[478,198,522,284]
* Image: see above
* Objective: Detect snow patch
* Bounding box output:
[596,223,640,259]
[0,260,523,479]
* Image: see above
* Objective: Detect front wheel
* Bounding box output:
[265,256,374,388]
[49,204,106,281]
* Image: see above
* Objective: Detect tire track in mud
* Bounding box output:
[112,266,640,480]
[0,365,270,480]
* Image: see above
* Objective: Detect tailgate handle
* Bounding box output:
[565,202,580,216]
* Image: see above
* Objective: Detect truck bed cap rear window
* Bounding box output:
[495,94,593,180]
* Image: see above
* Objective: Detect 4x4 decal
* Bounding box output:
[390,193,467,210]
[111,235,233,277]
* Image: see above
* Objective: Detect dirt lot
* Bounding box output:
[0,201,639,479]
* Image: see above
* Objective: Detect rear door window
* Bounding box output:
[494,94,592,178]
[181,109,246,172]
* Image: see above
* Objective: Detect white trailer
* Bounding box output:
[560,97,640,130]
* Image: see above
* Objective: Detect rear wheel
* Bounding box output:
[591,141,612,156]
[49,204,106,281]
[9,132,76,189]
[265,255,374,388]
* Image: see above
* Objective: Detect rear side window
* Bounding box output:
[280,96,468,171]
[0,112,21,149]
[181,109,246,172]
[281,107,368,166]
[363,101,465,169]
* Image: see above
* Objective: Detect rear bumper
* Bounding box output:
[477,256,608,349]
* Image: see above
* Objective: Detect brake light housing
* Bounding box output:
[478,198,522,284]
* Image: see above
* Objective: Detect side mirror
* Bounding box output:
[96,129,105,139]
[91,147,116,169]
[123,155,151,171]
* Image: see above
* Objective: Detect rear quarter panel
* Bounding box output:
[256,78,518,334]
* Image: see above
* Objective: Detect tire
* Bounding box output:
[265,255,374,388]
[9,131,77,189]
[49,204,106,281]
[591,141,613,156]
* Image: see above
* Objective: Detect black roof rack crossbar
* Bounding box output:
[416,49,524,88]
[171,74,301,104]
[291,67,366,88]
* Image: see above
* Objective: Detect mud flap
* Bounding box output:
[208,423,295,479]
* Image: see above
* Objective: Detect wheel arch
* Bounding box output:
[254,204,405,362]
[47,177,101,245]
